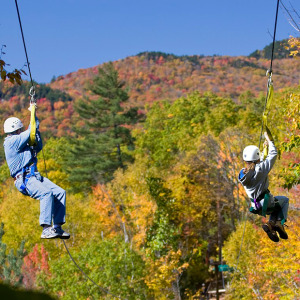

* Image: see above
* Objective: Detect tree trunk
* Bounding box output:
[172,275,181,300]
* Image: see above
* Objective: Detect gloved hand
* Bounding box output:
[28,102,37,112]
[264,125,273,143]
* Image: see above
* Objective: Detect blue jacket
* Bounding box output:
[3,118,43,178]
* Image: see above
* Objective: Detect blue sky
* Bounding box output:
[1,0,299,83]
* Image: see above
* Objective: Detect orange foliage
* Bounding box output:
[49,54,300,109]
[92,184,125,238]
[22,244,50,289]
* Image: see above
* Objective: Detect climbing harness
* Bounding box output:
[249,191,286,223]
[15,162,38,195]
[249,189,271,217]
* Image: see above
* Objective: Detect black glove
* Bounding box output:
[265,125,274,142]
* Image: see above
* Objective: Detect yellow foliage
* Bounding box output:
[0,180,40,250]
[145,249,188,299]
[37,158,70,190]
[106,158,157,248]
[0,179,101,258]
[288,36,300,58]
[223,215,300,299]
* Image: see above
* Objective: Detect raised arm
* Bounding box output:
[15,129,31,151]
[15,115,40,152]
[259,127,277,174]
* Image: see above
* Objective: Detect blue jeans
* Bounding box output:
[15,172,66,226]
[269,196,289,223]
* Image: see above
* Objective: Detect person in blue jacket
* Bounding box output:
[238,127,289,242]
[3,106,70,239]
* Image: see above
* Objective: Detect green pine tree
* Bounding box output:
[67,62,140,191]
[0,223,27,286]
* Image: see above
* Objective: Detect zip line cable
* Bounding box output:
[14,2,128,299]
[14,0,34,88]
[236,0,280,273]
[258,0,280,150]
[269,0,280,73]
[62,240,127,300]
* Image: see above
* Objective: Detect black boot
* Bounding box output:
[262,220,279,242]
[274,220,288,239]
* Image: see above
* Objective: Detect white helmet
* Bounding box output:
[4,117,24,133]
[243,145,260,162]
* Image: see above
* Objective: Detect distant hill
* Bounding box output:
[0,40,299,144]
[136,51,205,65]
[49,43,299,107]
[0,81,72,105]
[249,39,290,59]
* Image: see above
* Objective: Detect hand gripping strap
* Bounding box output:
[262,79,273,128]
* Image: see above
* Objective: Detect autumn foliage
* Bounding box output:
[22,244,50,289]
[0,41,299,299]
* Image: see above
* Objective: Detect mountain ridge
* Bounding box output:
[49,47,299,107]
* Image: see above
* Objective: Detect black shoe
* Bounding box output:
[53,226,70,239]
[262,222,279,242]
[274,221,288,239]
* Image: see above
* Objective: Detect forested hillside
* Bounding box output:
[49,41,300,107]
[0,40,299,299]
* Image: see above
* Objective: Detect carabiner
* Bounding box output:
[266,69,272,78]
[29,86,36,104]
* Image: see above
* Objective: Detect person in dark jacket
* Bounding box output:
[238,128,289,242]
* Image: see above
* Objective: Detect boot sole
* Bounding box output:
[41,235,60,239]
[59,235,70,240]
[274,227,288,239]
[262,224,279,242]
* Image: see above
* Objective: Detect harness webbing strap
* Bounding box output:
[29,104,36,146]
[22,162,37,182]
[259,73,274,152]
[249,191,270,217]
[262,78,273,128]
[261,192,269,217]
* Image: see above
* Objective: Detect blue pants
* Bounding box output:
[15,172,66,226]
[269,196,289,223]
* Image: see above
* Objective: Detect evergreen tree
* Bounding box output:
[0,223,26,286]
[67,62,140,191]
